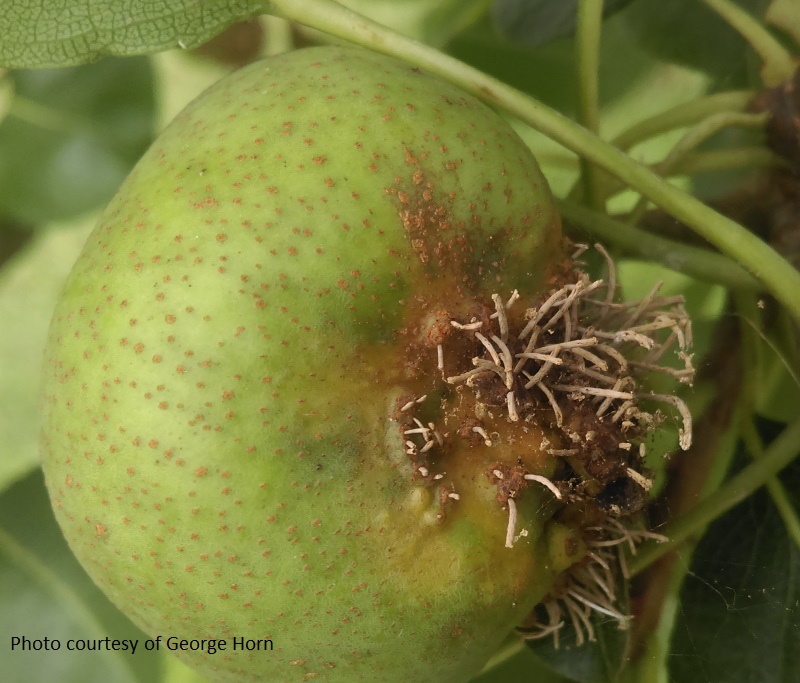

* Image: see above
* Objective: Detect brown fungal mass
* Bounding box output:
[396,242,693,518]
[389,242,694,642]
[485,463,534,506]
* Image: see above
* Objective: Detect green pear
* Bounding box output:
[40,46,580,682]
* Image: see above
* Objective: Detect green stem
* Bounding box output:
[0,69,12,125]
[742,420,800,552]
[652,112,768,175]
[479,633,524,676]
[261,14,296,56]
[266,0,800,324]
[630,415,800,574]
[575,0,604,209]
[735,290,762,410]
[670,146,779,176]
[631,550,691,683]
[611,91,756,151]
[572,108,767,205]
[558,200,758,290]
[777,307,800,378]
[7,94,82,131]
[702,0,796,87]
[766,0,800,49]
[627,111,768,224]
[735,292,800,552]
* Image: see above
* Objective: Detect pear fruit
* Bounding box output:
[40,46,578,682]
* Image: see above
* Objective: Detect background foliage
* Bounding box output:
[1,1,799,682]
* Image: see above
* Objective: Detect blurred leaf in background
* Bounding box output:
[621,0,772,86]
[0,215,94,490]
[669,429,800,682]
[491,0,635,47]
[0,471,162,683]
[0,57,155,225]
[525,613,631,683]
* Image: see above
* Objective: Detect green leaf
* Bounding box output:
[449,9,658,119]
[0,215,93,492]
[162,655,214,683]
[0,220,31,267]
[0,1,262,69]
[0,470,162,683]
[473,645,574,683]
[669,430,800,683]
[0,56,155,224]
[622,0,772,87]
[491,0,634,47]
[449,22,579,116]
[524,611,631,683]
[757,352,800,424]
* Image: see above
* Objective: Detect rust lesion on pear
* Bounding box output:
[368,240,697,645]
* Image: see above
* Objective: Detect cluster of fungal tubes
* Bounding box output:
[519,514,668,647]
[397,242,695,645]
